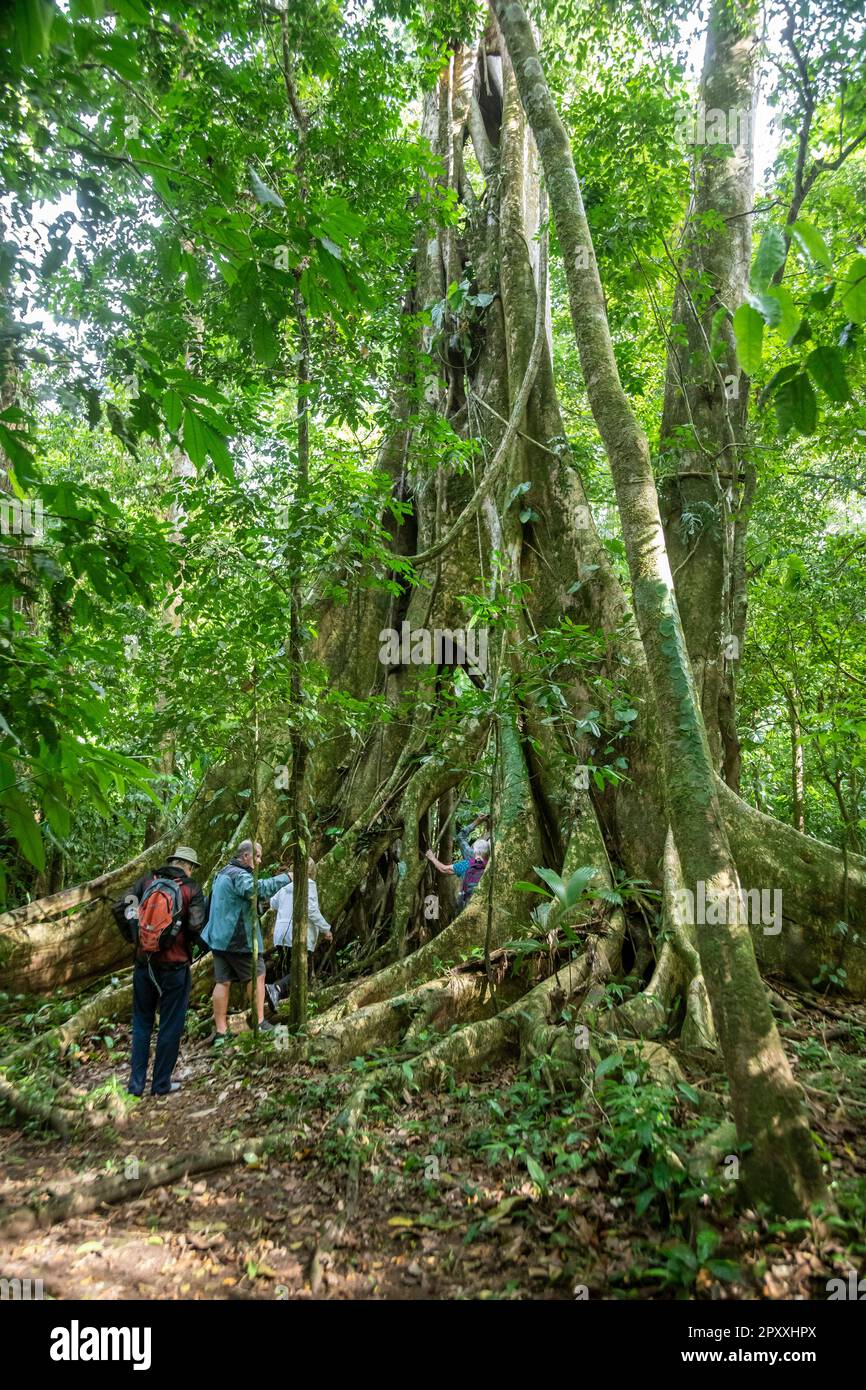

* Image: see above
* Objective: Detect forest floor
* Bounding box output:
[1,982,866,1301]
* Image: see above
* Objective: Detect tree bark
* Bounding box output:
[493,0,827,1216]
[658,0,758,787]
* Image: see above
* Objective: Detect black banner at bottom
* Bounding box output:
[2,1292,861,1376]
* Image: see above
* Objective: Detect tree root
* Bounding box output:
[0,1136,269,1238]
[614,830,717,1054]
[719,780,866,997]
[0,1072,76,1138]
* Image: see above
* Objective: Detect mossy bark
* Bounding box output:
[494,0,827,1217]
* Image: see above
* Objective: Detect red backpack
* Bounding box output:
[136,877,185,954]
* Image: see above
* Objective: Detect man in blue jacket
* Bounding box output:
[201,839,290,1045]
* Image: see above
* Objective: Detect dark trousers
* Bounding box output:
[128,961,191,1095]
[273,948,312,1001]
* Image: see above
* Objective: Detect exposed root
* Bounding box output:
[720,779,866,997]
[0,1136,269,1239]
[613,830,717,1055]
[0,1072,76,1138]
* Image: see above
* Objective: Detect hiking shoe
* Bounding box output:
[251,1017,275,1033]
[210,1031,229,1048]
[264,983,281,1015]
[153,1082,182,1097]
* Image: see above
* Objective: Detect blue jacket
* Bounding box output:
[202,857,290,954]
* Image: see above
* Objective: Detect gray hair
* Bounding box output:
[237,840,262,858]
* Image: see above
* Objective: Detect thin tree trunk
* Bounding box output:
[658,0,758,787]
[288,280,310,1029]
[493,0,827,1216]
[788,696,805,833]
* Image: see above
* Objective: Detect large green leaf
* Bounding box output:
[746,290,782,328]
[14,0,54,64]
[752,227,786,289]
[840,256,866,324]
[201,422,233,479]
[564,865,599,906]
[252,317,280,367]
[790,219,832,271]
[733,303,764,375]
[533,865,568,904]
[163,389,183,434]
[760,362,799,405]
[182,408,207,468]
[806,346,850,403]
[775,372,817,436]
[0,784,46,871]
[762,286,800,341]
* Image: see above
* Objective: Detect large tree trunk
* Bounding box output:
[492,0,826,1216]
[5,5,865,1221]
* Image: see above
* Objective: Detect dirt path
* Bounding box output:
[2,989,865,1300]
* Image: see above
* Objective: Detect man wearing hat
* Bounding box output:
[118,845,207,1097]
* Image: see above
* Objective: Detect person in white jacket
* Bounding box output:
[265,859,332,1013]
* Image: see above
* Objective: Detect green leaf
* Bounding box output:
[775,373,817,436]
[252,317,280,367]
[746,291,781,328]
[635,1188,656,1216]
[249,168,285,209]
[182,409,206,468]
[534,865,568,904]
[163,390,183,434]
[564,866,598,906]
[840,256,866,324]
[762,286,800,341]
[42,785,71,838]
[677,1081,701,1105]
[1,785,45,871]
[810,282,835,310]
[114,0,150,20]
[806,346,850,403]
[513,879,550,897]
[751,227,786,289]
[202,422,233,479]
[732,303,763,375]
[14,0,54,64]
[790,219,832,272]
[595,1053,623,1079]
[760,363,799,404]
[524,1154,546,1186]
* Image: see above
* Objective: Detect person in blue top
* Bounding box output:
[425,832,491,912]
[201,839,290,1045]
